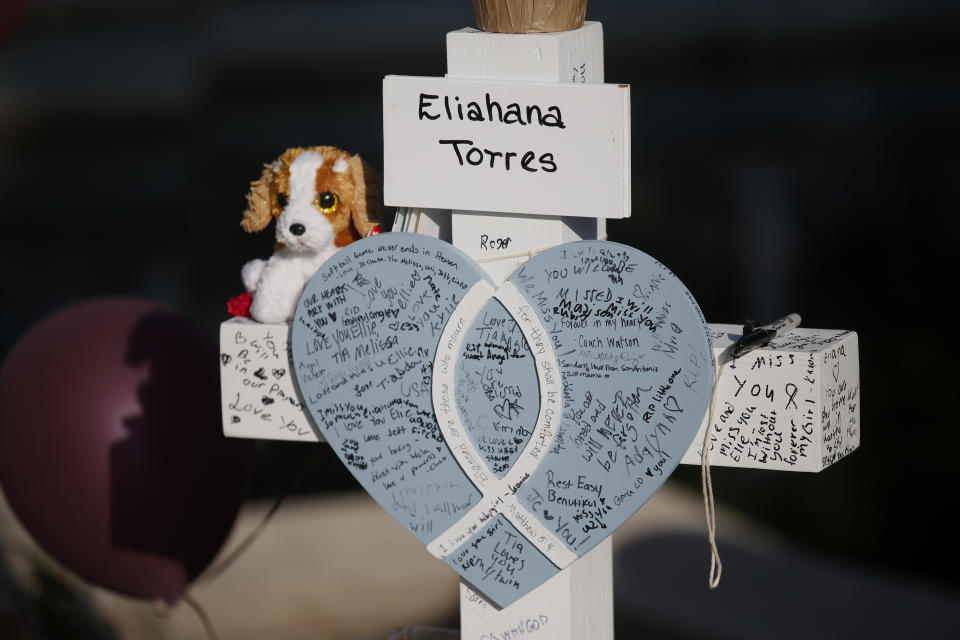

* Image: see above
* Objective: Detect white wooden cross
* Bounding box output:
[219,21,860,640]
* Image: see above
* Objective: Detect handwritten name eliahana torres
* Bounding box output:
[418,92,564,173]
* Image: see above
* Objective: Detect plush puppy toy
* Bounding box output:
[239,146,382,323]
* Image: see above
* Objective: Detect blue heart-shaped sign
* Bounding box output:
[292,233,713,607]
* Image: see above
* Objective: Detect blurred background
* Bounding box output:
[1,0,958,638]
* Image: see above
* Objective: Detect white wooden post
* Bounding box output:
[446,23,606,283]
[444,22,614,640]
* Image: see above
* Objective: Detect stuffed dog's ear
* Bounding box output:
[348,154,383,237]
[241,162,277,233]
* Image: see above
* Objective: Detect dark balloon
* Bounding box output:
[0,298,253,602]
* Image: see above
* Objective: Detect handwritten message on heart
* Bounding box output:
[291,234,714,607]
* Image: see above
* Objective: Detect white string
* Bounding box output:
[702,350,731,589]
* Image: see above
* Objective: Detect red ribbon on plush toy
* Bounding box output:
[226,293,253,318]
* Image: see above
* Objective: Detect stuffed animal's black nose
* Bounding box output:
[289,223,306,236]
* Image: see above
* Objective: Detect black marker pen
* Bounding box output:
[730,313,801,360]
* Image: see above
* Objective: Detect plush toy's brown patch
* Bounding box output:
[312,147,359,237]
[241,163,278,233]
[241,146,383,241]
[348,155,383,237]
[334,227,361,247]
